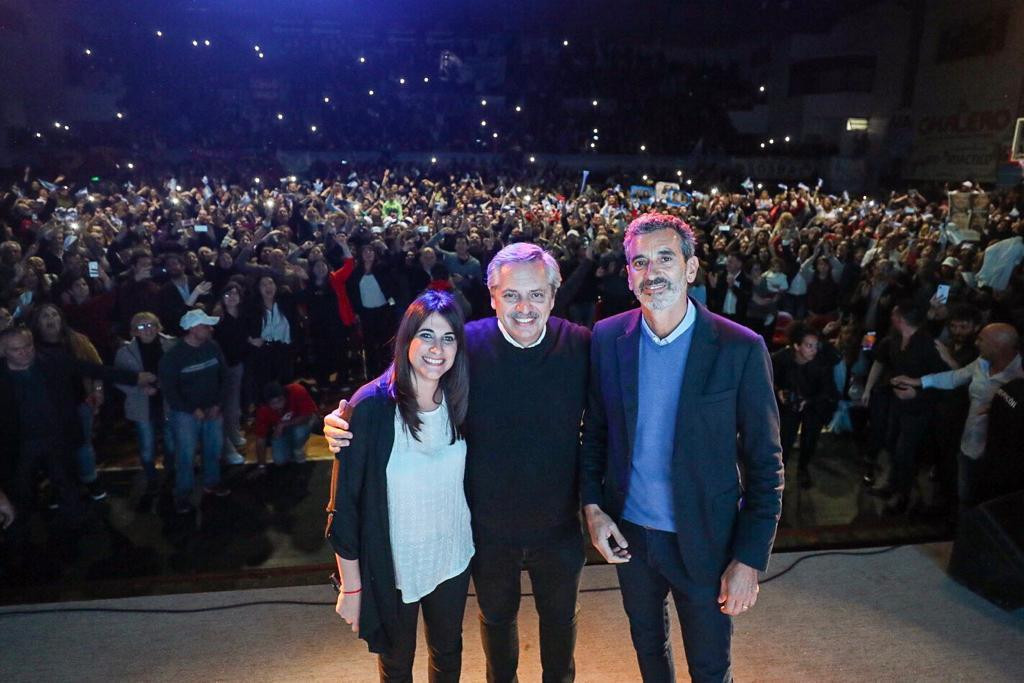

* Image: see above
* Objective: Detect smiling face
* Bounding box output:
[489,260,554,347]
[626,229,697,313]
[407,313,457,386]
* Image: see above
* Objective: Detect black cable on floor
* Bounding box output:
[0,600,333,617]
[759,545,902,584]
[0,546,904,618]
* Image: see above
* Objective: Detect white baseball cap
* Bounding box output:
[180,309,220,330]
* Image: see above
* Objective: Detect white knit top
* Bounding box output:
[386,401,474,603]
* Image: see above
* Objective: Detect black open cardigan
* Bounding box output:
[327,377,401,654]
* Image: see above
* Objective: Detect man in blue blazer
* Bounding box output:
[580,213,783,682]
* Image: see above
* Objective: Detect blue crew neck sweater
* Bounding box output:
[622,318,695,531]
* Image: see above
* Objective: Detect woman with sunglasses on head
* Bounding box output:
[329,289,473,682]
[114,311,178,502]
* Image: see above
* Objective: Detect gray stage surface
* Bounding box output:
[1,544,1022,682]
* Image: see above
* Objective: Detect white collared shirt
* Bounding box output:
[261,303,291,344]
[640,299,697,346]
[496,319,547,349]
[921,354,1024,458]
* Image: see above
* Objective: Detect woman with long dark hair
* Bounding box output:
[213,279,252,463]
[301,247,355,391]
[245,273,300,397]
[806,256,840,325]
[347,243,399,379]
[329,290,473,682]
[29,303,106,499]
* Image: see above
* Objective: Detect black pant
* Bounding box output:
[887,403,931,498]
[779,406,824,471]
[472,531,585,683]
[4,436,83,563]
[250,341,294,396]
[311,323,353,387]
[380,565,472,683]
[360,306,396,378]
[617,519,733,683]
[865,388,893,471]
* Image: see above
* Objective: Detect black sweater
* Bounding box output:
[328,379,403,655]
[463,317,590,545]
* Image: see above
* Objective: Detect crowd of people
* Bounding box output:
[1,162,1022,566]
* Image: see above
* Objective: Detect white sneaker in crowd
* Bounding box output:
[223,448,246,466]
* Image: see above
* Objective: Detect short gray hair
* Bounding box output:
[624,213,696,260]
[486,242,562,294]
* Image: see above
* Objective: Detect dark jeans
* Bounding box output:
[472,531,585,683]
[617,519,733,683]
[957,452,991,508]
[251,341,295,397]
[5,436,83,562]
[887,403,931,498]
[865,389,893,471]
[361,305,396,378]
[310,322,352,387]
[779,406,824,471]
[380,565,472,683]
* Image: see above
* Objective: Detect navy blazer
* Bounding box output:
[580,300,784,584]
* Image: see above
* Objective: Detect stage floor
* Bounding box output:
[2,544,1021,682]
[1,428,954,607]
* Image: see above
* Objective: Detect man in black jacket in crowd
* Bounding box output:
[0,326,154,570]
[708,251,750,323]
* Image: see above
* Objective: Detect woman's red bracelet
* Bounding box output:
[343,588,362,595]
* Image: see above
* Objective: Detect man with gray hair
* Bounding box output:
[326,242,592,682]
[582,213,783,682]
[892,322,1023,507]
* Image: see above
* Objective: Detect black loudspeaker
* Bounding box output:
[947,490,1024,610]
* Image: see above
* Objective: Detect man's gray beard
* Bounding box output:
[644,285,681,311]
